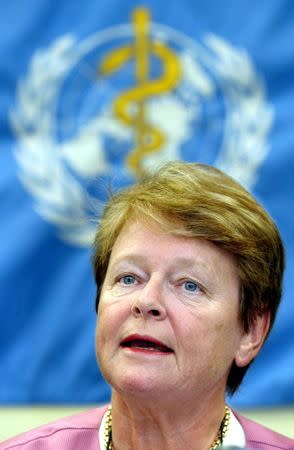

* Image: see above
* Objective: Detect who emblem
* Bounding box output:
[11,7,273,246]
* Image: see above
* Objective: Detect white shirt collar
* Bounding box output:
[99,408,108,449]
[223,409,246,448]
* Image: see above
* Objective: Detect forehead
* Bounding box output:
[108,219,238,274]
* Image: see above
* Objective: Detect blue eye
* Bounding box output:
[121,275,136,285]
[183,281,199,292]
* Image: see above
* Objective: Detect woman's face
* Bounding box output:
[96,220,253,403]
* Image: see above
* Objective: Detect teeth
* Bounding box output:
[134,346,160,351]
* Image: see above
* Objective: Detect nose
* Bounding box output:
[131,278,167,320]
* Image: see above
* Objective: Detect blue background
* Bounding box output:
[0,0,294,407]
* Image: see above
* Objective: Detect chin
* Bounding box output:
[110,370,167,397]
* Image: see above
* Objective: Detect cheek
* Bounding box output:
[96,296,130,344]
[212,320,244,367]
[95,316,105,364]
[95,316,103,344]
[182,314,241,361]
[95,313,116,376]
[95,300,113,357]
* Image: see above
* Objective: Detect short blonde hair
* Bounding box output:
[92,161,285,393]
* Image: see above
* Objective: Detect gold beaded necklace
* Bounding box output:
[103,405,230,450]
[210,405,230,449]
[104,405,114,450]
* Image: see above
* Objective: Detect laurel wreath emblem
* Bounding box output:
[10,31,273,246]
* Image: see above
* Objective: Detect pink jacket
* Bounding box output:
[234,411,294,450]
[0,405,293,449]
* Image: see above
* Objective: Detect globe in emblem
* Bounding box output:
[11,7,273,246]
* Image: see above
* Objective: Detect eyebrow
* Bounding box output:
[108,254,149,269]
[109,253,211,272]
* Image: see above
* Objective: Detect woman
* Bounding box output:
[1,161,293,449]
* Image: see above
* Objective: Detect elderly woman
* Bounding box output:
[1,161,293,450]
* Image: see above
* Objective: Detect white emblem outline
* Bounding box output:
[10,25,273,246]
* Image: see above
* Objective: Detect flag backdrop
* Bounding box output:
[1,0,294,407]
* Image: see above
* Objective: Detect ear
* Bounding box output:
[235,312,271,368]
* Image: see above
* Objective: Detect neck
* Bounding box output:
[109,389,228,450]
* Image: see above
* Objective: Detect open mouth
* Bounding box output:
[121,336,173,353]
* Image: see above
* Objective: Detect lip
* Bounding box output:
[120,334,173,354]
